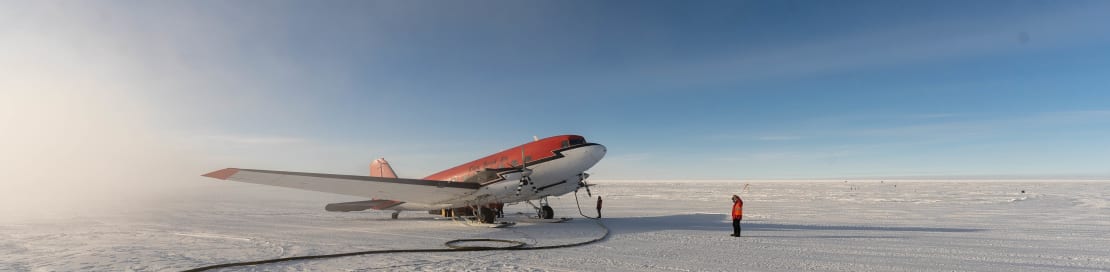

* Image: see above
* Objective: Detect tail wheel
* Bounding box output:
[540,205,554,219]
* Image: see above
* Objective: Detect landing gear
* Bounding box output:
[391,211,400,219]
[478,207,496,223]
[540,205,554,219]
[526,198,556,219]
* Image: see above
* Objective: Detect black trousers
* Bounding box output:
[732,218,742,235]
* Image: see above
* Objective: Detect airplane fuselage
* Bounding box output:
[391,135,606,210]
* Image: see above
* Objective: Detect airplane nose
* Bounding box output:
[593,144,607,161]
[574,144,606,173]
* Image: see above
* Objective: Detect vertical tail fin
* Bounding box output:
[370,158,398,178]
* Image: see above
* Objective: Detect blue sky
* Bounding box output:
[4,0,1110,180]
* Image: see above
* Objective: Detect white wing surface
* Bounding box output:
[202,168,479,204]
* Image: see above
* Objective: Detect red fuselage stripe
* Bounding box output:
[423,135,585,182]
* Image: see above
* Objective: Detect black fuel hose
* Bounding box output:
[182,209,608,272]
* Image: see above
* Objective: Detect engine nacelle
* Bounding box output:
[498,168,533,181]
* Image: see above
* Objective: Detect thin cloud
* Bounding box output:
[906,113,958,119]
[609,153,655,162]
[205,135,306,145]
[1025,110,1110,124]
[756,136,802,141]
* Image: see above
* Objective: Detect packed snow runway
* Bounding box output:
[3,181,1109,271]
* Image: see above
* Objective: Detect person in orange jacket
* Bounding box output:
[731,194,744,237]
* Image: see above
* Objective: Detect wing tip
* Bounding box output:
[202,168,239,180]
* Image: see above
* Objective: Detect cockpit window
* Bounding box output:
[569,138,586,146]
[561,140,569,148]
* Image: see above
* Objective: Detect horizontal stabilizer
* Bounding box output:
[325,199,404,212]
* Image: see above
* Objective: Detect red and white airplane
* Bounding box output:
[202,135,606,223]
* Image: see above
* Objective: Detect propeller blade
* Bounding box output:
[578,173,593,197]
[515,146,527,196]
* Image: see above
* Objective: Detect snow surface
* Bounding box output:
[2,181,1109,271]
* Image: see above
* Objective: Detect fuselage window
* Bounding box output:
[524,155,532,163]
[510,160,518,166]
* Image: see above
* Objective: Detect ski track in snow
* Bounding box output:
[2,181,1109,271]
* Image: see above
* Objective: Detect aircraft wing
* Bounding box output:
[202,168,479,204]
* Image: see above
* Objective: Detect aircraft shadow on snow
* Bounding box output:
[601,213,985,239]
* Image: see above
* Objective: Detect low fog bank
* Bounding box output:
[0,3,264,222]
[0,89,219,221]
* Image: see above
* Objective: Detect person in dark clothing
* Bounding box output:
[731,195,744,237]
[596,196,603,218]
